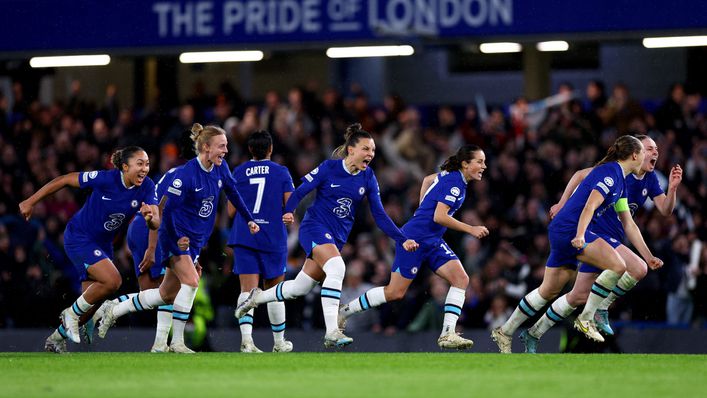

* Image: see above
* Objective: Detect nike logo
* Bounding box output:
[330,184,340,188]
[195,187,204,192]
[101,196,112,200]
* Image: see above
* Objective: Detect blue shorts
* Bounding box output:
[298,221,345,258]
[578,234,622,273]
[392,239,459,279]
[127,219,165,280]
[158,229,201,267]
[63,232,113,282]
[232,245,287,280]
[546,227,601,269]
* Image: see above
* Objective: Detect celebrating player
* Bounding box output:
[19,146,159,353]
[339,145,490,350]
[518,135,680,352]
[235,123,418,348]
[491,135,660,353]
[227,130,295,353]
[98,123,258,353]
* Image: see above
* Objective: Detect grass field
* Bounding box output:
[1,353,705,398]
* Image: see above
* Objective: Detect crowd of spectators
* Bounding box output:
[1,77,706,336]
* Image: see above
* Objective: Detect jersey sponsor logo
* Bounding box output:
[642,188,647,196]
[101,195,112,201]
[604,177,614,187]
[173,179,182,188]
[131,200,138,208]
[89,171,98,179]
[358,187,365,195]
[445,195,457,202]
[311,167,319,175]
[597,182,610,194]
[629,203,639,215]
[411,267,419,275]
[325,233,332,240]
[333,197,353,218]
[451,187,461,197]
[167,187,181,196]
[195,187,204,192]
[330,184,341,188]
[199,196,215,218]
[94,249,102,256]
[104,213,126,231]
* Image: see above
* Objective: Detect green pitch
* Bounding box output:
[1,353,705,398]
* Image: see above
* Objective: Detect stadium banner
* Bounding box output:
[1,0,707,53]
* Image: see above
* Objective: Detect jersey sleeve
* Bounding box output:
[647,172,665,198]
[222,166,254,223]
[141,177,158,205]
[281,167,295,194]
[155,169,177,201]
[163,167,190,207]
[433,176,463,208]
[78,170,112,189]
[284,162,327,213]
[588,165,620,200]
[366,173,407,244]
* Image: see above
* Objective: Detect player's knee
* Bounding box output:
[385,286,407,301]
[105,276,122,293]
[566,291,586,307]
[608,256,626,274]
[450,272,469,289]
[628,259,648,280]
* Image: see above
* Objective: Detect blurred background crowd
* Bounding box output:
[1,78,706,337]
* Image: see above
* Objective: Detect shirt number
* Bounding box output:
[249,177,266,214]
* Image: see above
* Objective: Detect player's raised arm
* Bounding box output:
[19,172,80,220]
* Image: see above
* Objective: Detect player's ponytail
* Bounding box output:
[111,146,146,171]
[596,135,643,166]
[333,123,372,159]
[247,130,273,160]
[441,145,482,172]
[190,123,226,154]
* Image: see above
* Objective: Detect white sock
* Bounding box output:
[268,301,287,343]
[51,325,68,341]
[171,284,198,345]
[256,271,318,305]
[579,270,621,321]
[321,257,346,334]
[500,288,548,336]
[117,293,137,303]
[599,272,639,310]
[341,286,387,319]
[114,289,166,318]
[441,287,466,336]
[528,295,576,338]
[238,292,254,343]
[70,294,93,317]
[154,305,173,347]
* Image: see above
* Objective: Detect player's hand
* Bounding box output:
[19,200,33,221]
[138,248,156,273]
[571,236,586,249]
[140,202,153,222]
[469,226,489,239]
[402,239,419,252]
[647,256,664,270]
[248,221,260,234]
[283,212,295,225]
[668,164,682,191]
[177,236,190,251]
[549,203,562,219]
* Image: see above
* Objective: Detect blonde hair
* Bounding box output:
[190,123,226,154]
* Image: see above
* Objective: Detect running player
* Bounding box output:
[227,130,295,353]
[235,123,419,348]
[518,135,681,352]
[338,145,490,349]
[98,123,258,353]
[19,146,159,353]
[491,135,661,353]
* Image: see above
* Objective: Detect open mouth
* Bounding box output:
[650,158,657,166]
[136,173,146,184]
[362,158,371,168]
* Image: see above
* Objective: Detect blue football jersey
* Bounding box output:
[128,167,179,237]
[285,159,406,244]
[161,157,253,249]
[67,169,157,244]
[227,159,294,252]
[551,162,627,232]
[402,170,467,243]
[591,170,664,241]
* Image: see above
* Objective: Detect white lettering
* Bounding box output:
[245,165,270,176]
[414,0,436,33]
[223,1,245,34]
[439,0,460,27]
[153,3,172,37]
[489,0,512,25]
[387,0,413,31]
[195,1,214,36]
[462,0,487,27]
[246,1,266,34]
[302,0,321,32]
[172,2,194,36]
[280,0,301,33]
